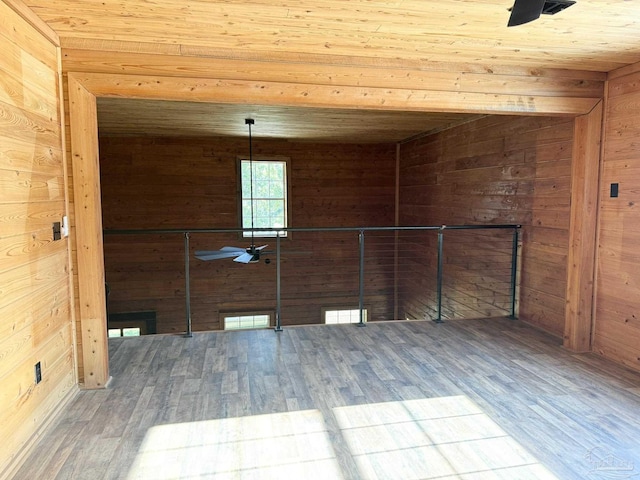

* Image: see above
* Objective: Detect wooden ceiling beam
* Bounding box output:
[62,49,605,97]
[70,71,601,117]
[60,40,606,82]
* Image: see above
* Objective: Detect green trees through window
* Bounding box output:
[241,159,288,237]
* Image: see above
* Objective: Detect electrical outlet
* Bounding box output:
[610,183,619,198]
[52,222,61,241]
[35,362,42,384]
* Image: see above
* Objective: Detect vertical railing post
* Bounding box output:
[358,230,366,326]
[275,233,283,332]
[184,232,193,337]
[434,226,444,323]
[509,226,520,320]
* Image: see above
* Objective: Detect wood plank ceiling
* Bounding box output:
[28,0,640,141]
[96,99,484,142]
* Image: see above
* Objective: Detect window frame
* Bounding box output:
[108,327,142,338]
[220,310,274,331]
[237,156,291,239]
[322,307,369,325]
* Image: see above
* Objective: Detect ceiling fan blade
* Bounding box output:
[195,250,243,261]
[508,0,545,26]
[220,246,246,252]
[197,244,268,263]
[234,252,256,264]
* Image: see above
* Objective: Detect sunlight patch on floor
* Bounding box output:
[333,396,560,479]
[127,409,342,479]
[127,396,560,479]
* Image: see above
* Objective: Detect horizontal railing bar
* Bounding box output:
[103,224,522,235]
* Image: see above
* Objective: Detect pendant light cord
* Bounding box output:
[246,119,255,248]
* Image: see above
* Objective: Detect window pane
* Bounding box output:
[269,202,284,218]
[255,180,270,198]
[325,309,367,324]
[254,216,270,228]
[224,314,271,330]
[253,315,270,327]
[270,162,284,180]
[122,327,141,337]
[242,200,253,227]
[255,200,269,217]
[108,329,122,338]
[239,316,254,328]
[271,216,284,229]
[255,162,269,178]
[225,317,240,329]
[270,181,284,197]
[241,162,252,195]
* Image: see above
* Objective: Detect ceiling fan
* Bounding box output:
[195,118,269,265]
[195,244,269,264]
[508,0,575,27]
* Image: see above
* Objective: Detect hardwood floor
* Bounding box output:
[13,318,640,479]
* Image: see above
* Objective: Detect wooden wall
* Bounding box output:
[398,115,574,336]
[102,116,578,336]
[594,65,640,372]
[0,1,76,478]
[100,136,396,332]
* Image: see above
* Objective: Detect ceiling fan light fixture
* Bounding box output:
[542,0,576,15]
[194,120,270,265]
[508,0,576,26]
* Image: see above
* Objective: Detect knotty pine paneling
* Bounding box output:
[594,66,640,372]
[398,115,573,335]
[31,0,638,72]
[0,1,75,478]
[100,137,396,333]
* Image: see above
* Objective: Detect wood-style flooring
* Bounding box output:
[13,318,640,479]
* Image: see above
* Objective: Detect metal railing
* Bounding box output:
[104,224,521,336]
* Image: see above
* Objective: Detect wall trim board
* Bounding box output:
[607,60,640,82]
[590,83,609,352]
[67,74,109,388]
[58,46,79,386]
[563,101,603,352]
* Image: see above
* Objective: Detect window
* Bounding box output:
[240,159,288,237]
[224,314,271,330]
[324,308,367,324]
[108,327,141,338]
[107,311,156,337]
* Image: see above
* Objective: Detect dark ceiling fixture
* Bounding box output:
[195,118,268,264]
[508,0,576,27]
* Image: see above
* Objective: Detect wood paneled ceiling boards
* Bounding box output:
[27,0,639,140]
[25,0,640,71]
